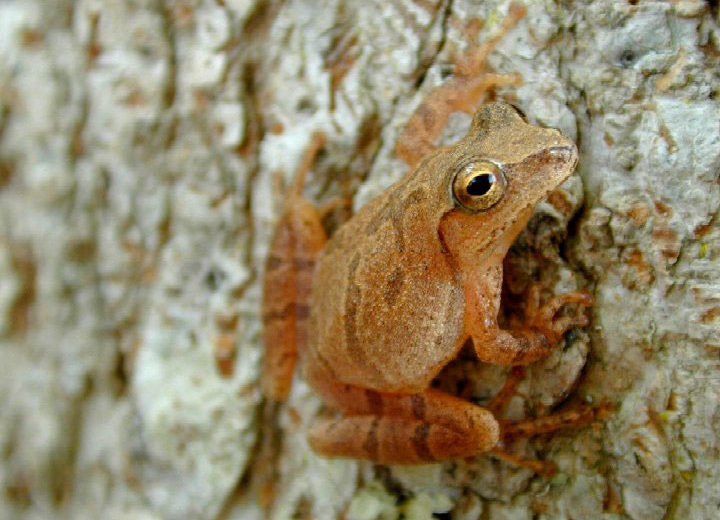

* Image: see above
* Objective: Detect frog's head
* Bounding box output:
[438,102,578,265]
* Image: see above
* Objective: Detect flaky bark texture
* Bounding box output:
[0,1,718,519]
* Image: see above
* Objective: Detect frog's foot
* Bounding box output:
[490,446,557,477]
[307,385,499,464]
[499,402,614,444]
[394,3,526,167]
[453,1,527,79]
[515,284,593,345]
[316,195,352,220]
[485,403,612,476]
[289,131,326,195]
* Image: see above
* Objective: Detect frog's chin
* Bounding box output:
[491,203,537,256]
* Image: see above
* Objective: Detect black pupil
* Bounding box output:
[466,173,495,196]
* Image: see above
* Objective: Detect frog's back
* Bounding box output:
[305,160,465,393]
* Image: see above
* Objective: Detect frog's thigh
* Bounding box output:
[262,200,326,400]
[307,387,499,463]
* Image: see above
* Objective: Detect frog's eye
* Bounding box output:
[452,160,506,212]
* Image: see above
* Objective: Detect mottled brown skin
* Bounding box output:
[262,6,596,466]
[308,104,579,391]
[303,103,586,464]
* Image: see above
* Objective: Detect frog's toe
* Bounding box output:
[528,290,592,343]
[536,291,592,321]
[550,314,589,339]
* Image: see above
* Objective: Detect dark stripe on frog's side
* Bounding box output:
[390,187,426,253]
[343,252,385,383]
[364,197,397,247]
[433,207,473,356]
[364,186,426,254]
[343,253,364,363]
[310,346,341,383]
[383,266,405,307]
[359,150,435,252]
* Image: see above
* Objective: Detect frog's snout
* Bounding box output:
[548,144,578,169]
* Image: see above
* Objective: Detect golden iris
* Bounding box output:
[452,160,506,211]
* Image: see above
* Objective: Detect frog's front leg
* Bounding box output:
[467,267,592,366]
[305,377,499,464]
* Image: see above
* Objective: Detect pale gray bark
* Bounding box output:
[0,1,718,520]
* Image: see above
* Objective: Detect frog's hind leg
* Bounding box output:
[486,403,612,475]
[484,364,609,442]
[395,2,526,166]
[307,382,499,464]
[490,385,612,476]
[262,132,327,401]
[500,402,614,443]
[489,446,557,477]
[484,366,611,476]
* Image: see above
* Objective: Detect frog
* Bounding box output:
[262,4,597,466]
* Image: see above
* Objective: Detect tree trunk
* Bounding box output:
[0,1,718,519]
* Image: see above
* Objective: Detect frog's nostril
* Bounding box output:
[549,146,571,158]
[548,146,577,164]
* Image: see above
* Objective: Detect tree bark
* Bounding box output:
[0,1,718,519]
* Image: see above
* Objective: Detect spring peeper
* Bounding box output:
[262,4,598,466]
[263,102,595,464]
